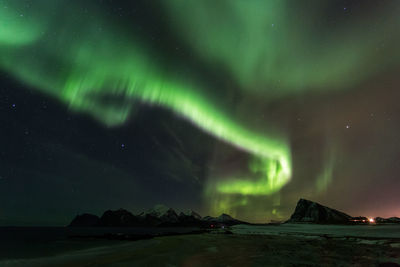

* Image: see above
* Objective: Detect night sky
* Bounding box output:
[1,0,400,226]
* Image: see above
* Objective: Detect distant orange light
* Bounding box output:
[369,218,375,223]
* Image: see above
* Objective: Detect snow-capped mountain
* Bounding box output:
[202,213,245,225]
[179,209,202,220]
[139,204,179,224]
[99,208,140,227]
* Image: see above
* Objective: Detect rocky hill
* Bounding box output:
[287,199,352,224]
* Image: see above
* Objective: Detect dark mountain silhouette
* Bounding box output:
[178,209,202,226]
[69,213,100,227]
[99,208,141,227]
[138,205,180,226]
[70,199,399,227]
[202,213,247,226]
[287,199,352,224]
[68,205,246,227]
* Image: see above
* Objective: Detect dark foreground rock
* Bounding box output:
[287,198,352,224]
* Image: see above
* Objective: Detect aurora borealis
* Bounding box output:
[1,0,400,225]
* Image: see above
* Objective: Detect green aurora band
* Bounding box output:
[0,1,291,206]
[164,0,400,95]
[1,0,399,218]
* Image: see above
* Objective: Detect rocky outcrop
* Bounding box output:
[287,199,352,224]
[68,213,100,227]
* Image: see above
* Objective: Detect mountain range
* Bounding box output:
[69,204,246,227]
[69,199,400,227]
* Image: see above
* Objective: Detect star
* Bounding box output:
[346,125,350,129]
[11,103,16,108]
[121,143,125,148]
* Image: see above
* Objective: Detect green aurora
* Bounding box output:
[1,0,399,219]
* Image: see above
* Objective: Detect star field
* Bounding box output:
[0,0,400,225]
